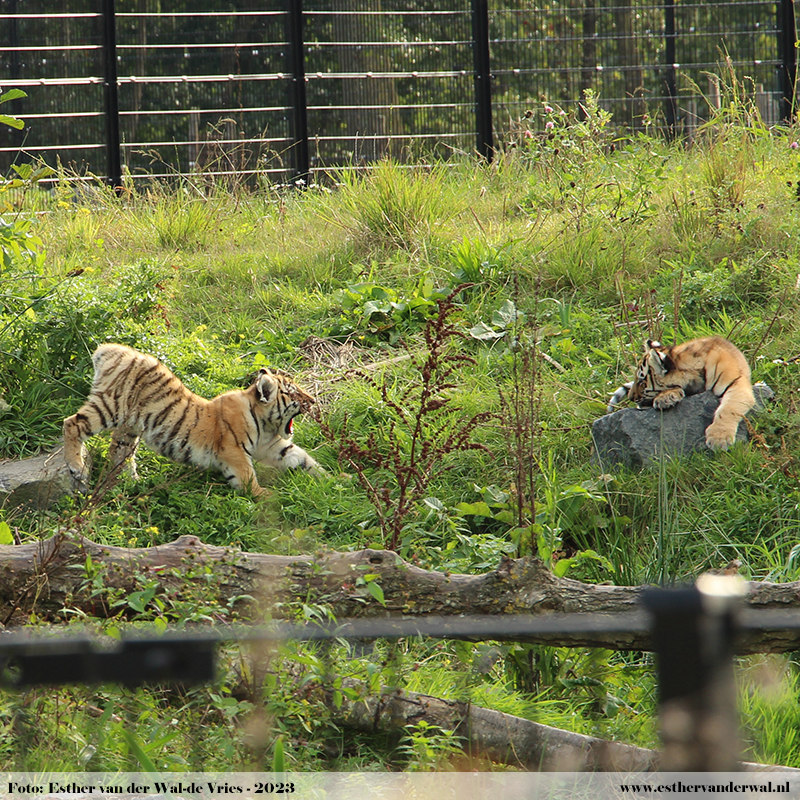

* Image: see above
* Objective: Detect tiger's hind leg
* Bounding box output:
[705,381,756,450]
[64,395,128,492]
[108,426,142,480]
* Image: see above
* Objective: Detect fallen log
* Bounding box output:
[328,682,799,773]
[332,681,656,771]
[0,534,799,653]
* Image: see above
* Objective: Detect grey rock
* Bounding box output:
[752,381,775,409]
[592,383,773,471]
[0,447,88,510]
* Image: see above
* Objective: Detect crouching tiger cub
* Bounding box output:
[607,336,755,450]
[63,343,324,497]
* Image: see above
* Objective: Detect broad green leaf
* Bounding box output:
[455,500,494,517]
[469,321,504,341]
[362,299,392,318]
[0,522,13,545]
[366,580,386,606]
[492,299,524,328]
[423,497,445,512]
[483,485,509,504]
[0,89,27,103]
[553,557,574,577]
[0,114,24,131]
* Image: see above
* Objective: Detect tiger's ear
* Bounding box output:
[255,369,277,404]
[646,349,670,376]
[643,340,669,374]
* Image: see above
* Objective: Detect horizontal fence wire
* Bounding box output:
[1,607,800,687]
[0,0,792,183]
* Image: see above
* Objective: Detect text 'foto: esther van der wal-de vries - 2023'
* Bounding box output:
[6,780,298,794]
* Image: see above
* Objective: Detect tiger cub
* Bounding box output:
[63,343,324,497]
[607,336,755,450]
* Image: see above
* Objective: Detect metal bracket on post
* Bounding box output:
[471,0,493,162]
[643,575,746,772]
[101,0,122,190]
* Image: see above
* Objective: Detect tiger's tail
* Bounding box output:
[606,382,632,414]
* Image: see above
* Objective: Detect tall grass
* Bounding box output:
[739,656,800,768]
[321,160,456,252]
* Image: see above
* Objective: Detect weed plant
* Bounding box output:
[3,77,800,769]
[321,285,495,551]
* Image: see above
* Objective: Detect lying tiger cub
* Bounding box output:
[64,343,324,496]
[607,336,755,450]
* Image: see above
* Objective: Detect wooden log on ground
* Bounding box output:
[0,534,799,653]
[330,682,657,771]
[327,682,799,773]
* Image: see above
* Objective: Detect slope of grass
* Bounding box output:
[2,93,800,769]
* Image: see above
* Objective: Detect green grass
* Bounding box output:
[3,95,800,770]
[739,656,800,768]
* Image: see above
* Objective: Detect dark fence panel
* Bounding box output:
[0,1,295,183]
[491,0,786,135]
[113,2,293,181]
[0,3,106,174]
[302,1,477,168]
[0,0,795,184]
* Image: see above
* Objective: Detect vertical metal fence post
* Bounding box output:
[101,0,122,189]
[471,0,493,161]
[663,0,678,138]
[643,576,745,772]
[287,0,309,184]
[777,0,797,122]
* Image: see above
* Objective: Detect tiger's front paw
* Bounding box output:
[705,423,736,451]
[306,461,326,478]
[653,388,685,410]
[281,446,325,478]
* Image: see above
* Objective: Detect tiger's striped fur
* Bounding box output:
[607,336,755,450]
[63,343,323,496]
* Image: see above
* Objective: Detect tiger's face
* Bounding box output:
[254,368,316,437]
[628,340,671,406]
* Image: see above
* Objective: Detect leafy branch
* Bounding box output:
[0,88,26,131]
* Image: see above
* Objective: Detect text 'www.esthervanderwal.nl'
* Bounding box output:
[619,779,794,796]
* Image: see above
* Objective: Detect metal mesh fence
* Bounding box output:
[1,1,294,181]
[303,2,476,168]
[1,6,106,172]
[114,6,292,180]
[0,0,794,184]
[491,0,784,135]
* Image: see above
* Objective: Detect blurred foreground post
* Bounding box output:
[644,575,746,771]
